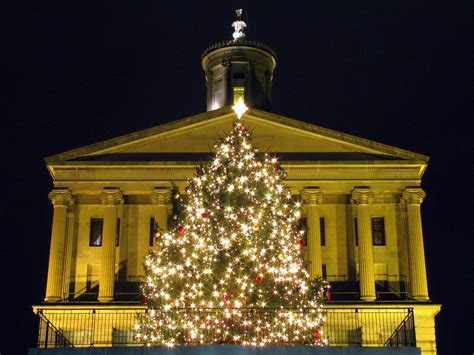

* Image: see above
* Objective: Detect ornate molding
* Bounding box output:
[48,189,73,206]
[100,189,123,206]
[302,188,323,205]
[351,188,374,205]
[402,188,426,205]
[150,188,170,206]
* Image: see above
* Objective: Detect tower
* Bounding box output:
[202,9,277,111]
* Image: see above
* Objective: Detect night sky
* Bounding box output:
[1,2,470,354]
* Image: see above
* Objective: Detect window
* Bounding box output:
[320,217,326,246]
[89,218,103,246]
[233,72,245,79]
[150,217,156,247]
[322,264,327,279]
[89,218,120,247]
[354,218,358,246]
[354,217,386,246]
[233,87,245,103]
[371,217,386,246]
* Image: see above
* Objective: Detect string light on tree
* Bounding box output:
[134,99,329,346]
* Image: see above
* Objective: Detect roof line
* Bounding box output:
[248,108,430,162]
[45,106,234,164]
[45,106,429,164]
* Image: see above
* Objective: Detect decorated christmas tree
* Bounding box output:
[134,99,329,346]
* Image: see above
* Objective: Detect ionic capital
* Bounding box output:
[100,189,123,206]
[302,188,324,205]
[351,188,374,205]
[150,188,170,206]
[402,188,426,205]
[48,189,73,206]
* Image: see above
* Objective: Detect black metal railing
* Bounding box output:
[324,308,415,347]
[33,306,416,348]
[385,309,416,347]
[36,310,74,348]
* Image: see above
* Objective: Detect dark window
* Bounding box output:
[322,264,327,279]
[354,217,358,246]
[89,218,120,247]
[116,219,120,246]
[320,217,326,246]
[233,72,245,79]
[150,217,156,246]
[89,218,103,246]
[371,217,386,246]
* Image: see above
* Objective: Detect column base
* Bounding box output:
[360,295,376,301]
[44,296,61,303]
[98,296,114,302]
[413,295,430,301]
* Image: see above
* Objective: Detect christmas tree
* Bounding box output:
[134,99,328,346]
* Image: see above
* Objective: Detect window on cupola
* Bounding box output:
[233,87,245,104]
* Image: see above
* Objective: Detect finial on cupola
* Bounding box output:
[232,9,247,41]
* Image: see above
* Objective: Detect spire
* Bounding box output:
[231,9,247,41]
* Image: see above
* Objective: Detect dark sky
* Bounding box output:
[1,1,471,354]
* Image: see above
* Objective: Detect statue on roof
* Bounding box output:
[232,9,247,41]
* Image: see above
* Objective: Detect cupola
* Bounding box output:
[201,9,277,111]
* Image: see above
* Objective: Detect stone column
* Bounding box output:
[98,189,123,302]
[302,188,324,278]
[205,70,213,111]
[45,189,73,302]
[150,188,169,233]
[403,188,429,301]
[351,188,376,301]
[246,61,254,107]
[222,59,232,106]
[61,211,75,301]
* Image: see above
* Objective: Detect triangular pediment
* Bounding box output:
[46,107,429,164]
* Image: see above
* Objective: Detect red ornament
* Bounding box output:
[297,239,305,247]
[325,288,331,301]
[255,275,264,283]
[314,329,321,340]
[223,294,230,303]
[178,225,186,234]
[143,297,148,305]
[273,163,280,172]
[202,211,211,220]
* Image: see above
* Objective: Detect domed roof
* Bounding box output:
[201,39,277,61]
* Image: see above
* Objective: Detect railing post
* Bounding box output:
[91,309,96,346]
[44,319,49,349]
